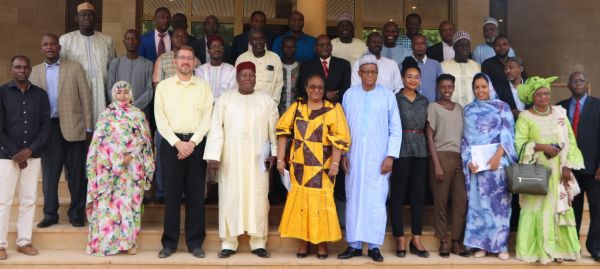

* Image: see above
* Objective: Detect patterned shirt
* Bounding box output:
[396,34,433,52]
[396,91,429,157]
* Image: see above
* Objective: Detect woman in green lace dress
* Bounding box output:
[514,76,584,263]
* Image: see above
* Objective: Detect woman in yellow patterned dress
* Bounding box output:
[276,73,351,259]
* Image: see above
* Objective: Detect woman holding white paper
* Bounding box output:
[514,77,583,264]
[276,73,351,259]
[461,73,517,260]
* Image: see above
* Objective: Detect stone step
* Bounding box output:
[5,221,591,255]
[0,249,598,269]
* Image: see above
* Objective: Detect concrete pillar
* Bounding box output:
[297,0,327,36]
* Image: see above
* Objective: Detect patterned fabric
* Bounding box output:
[396,91,429,157]
[277,100,350,243]
[279,62,299,115]
[461,98,517,253]
[515,108,584,264]
[85,100,155,256]
[395,34,433,52]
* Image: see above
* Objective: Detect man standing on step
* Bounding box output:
[155,45,213,259]
[338,54,402,262]
[0,55,51,260]
[30,33,93,228]
[204,61,278,259]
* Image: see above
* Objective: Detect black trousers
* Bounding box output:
[390,157,428,236]
[41,119,87,222]
[572,171,600,257]
[160,138,207,251]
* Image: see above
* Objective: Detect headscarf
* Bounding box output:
[111,81,134,107]
[517,76,558,105]
[472,72,498,101]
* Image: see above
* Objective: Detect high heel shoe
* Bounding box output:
[316,243,328,259]
[409,240,430,258]
[296,243,309,258]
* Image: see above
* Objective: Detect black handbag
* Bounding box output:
[505,143,551,195]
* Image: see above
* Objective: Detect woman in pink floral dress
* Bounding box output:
[85,81,155,256]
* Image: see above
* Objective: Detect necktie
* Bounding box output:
[572,100,580,137]
[158,33,166,57]
[322,60,329,78]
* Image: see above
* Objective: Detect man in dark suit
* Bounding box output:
[426,21,455,63]
[558,71,600,262]
[232,10,273,61]
[190,15,233,65]
[297,35,350,103]
[138,7,171,63]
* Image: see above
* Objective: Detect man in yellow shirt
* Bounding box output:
[154,45,213,259]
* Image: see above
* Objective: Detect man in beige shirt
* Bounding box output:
[154,45,213,259]
[235,29,283,104]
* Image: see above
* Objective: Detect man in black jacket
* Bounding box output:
[426,21,455,62]
[558,72,600,262]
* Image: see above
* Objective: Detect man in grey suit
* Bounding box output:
[29,33,93,228]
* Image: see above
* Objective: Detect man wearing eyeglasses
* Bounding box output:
[154,45,213,259]
[558,72,600,262]
[351,32,403,94]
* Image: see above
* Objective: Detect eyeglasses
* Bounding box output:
[176,56,194,61]
[569,79,586,84]
[360,70,378,76]
[307,84,324,91]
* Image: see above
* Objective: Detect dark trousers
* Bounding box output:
[160,138,207,251]
[41,119,87,222]
[429,152,467,241]
[572,172,600,257]
[390,157,428,236]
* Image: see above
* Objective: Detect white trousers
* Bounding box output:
[221,226,267,251]
[0,158,40,249]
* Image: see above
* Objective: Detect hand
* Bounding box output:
[123,153,134,166]
[86,131,93,142]
[17,160,28,169]
[328,162,339,178]
[265,156,276,171]
[342,156,350,174]
[12,148,32,164]
[276,160,285,175]
[175,141,194,159]
[208,160,220,172]
[468,162,479,174]
[541,144,560,159]
[487,154,502,171]
[380,156,393,175]
[326,90,339,102]
[434,164,445,181]
[511,109,520,119]
[561,167,571,185]
[595,167,600,181]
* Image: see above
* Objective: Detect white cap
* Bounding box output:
[337,13,353,23]
[452,31,471,44]
[483,17,499,27]
[358,53,378,67]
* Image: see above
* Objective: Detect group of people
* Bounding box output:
[0,1,599,266]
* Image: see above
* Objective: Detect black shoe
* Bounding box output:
[218,249,236,258]
[296,243,309,258]
[70,219,85,227]
[317,253,328,259]
[409,240,430,258]
[396,249,406,258]
[337,247,362,259]
[36,218,58,228]
[155,196,165,204]
[368,248,384,262]
[594,257,600,262]
[251,248,270,258]
[158,248,174,258]
[189,247,205,258]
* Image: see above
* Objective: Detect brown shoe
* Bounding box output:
[16,244,38,256]
[439,240,450,257]
[451,240,471,257]
[0,248,7,260]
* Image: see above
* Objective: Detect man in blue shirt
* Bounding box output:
[272,11,316,63]
[411,34,442,102]
[382,21,412,68]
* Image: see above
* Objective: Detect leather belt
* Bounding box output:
[402,129,424,134]
[175,133,193,142]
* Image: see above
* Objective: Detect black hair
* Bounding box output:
[411,33,426,43]
[155,7,170,16]
[471,72,489,89]
[282,35,296,44]
[506,57,524,68]
[436,73,455,85]
[42,33,60,42]
[405,13,422,23]
[10,55,30,66]
[367,31,382,41]
[400,56,421,77]
[493,34,510,45]
[251,10,266,19]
